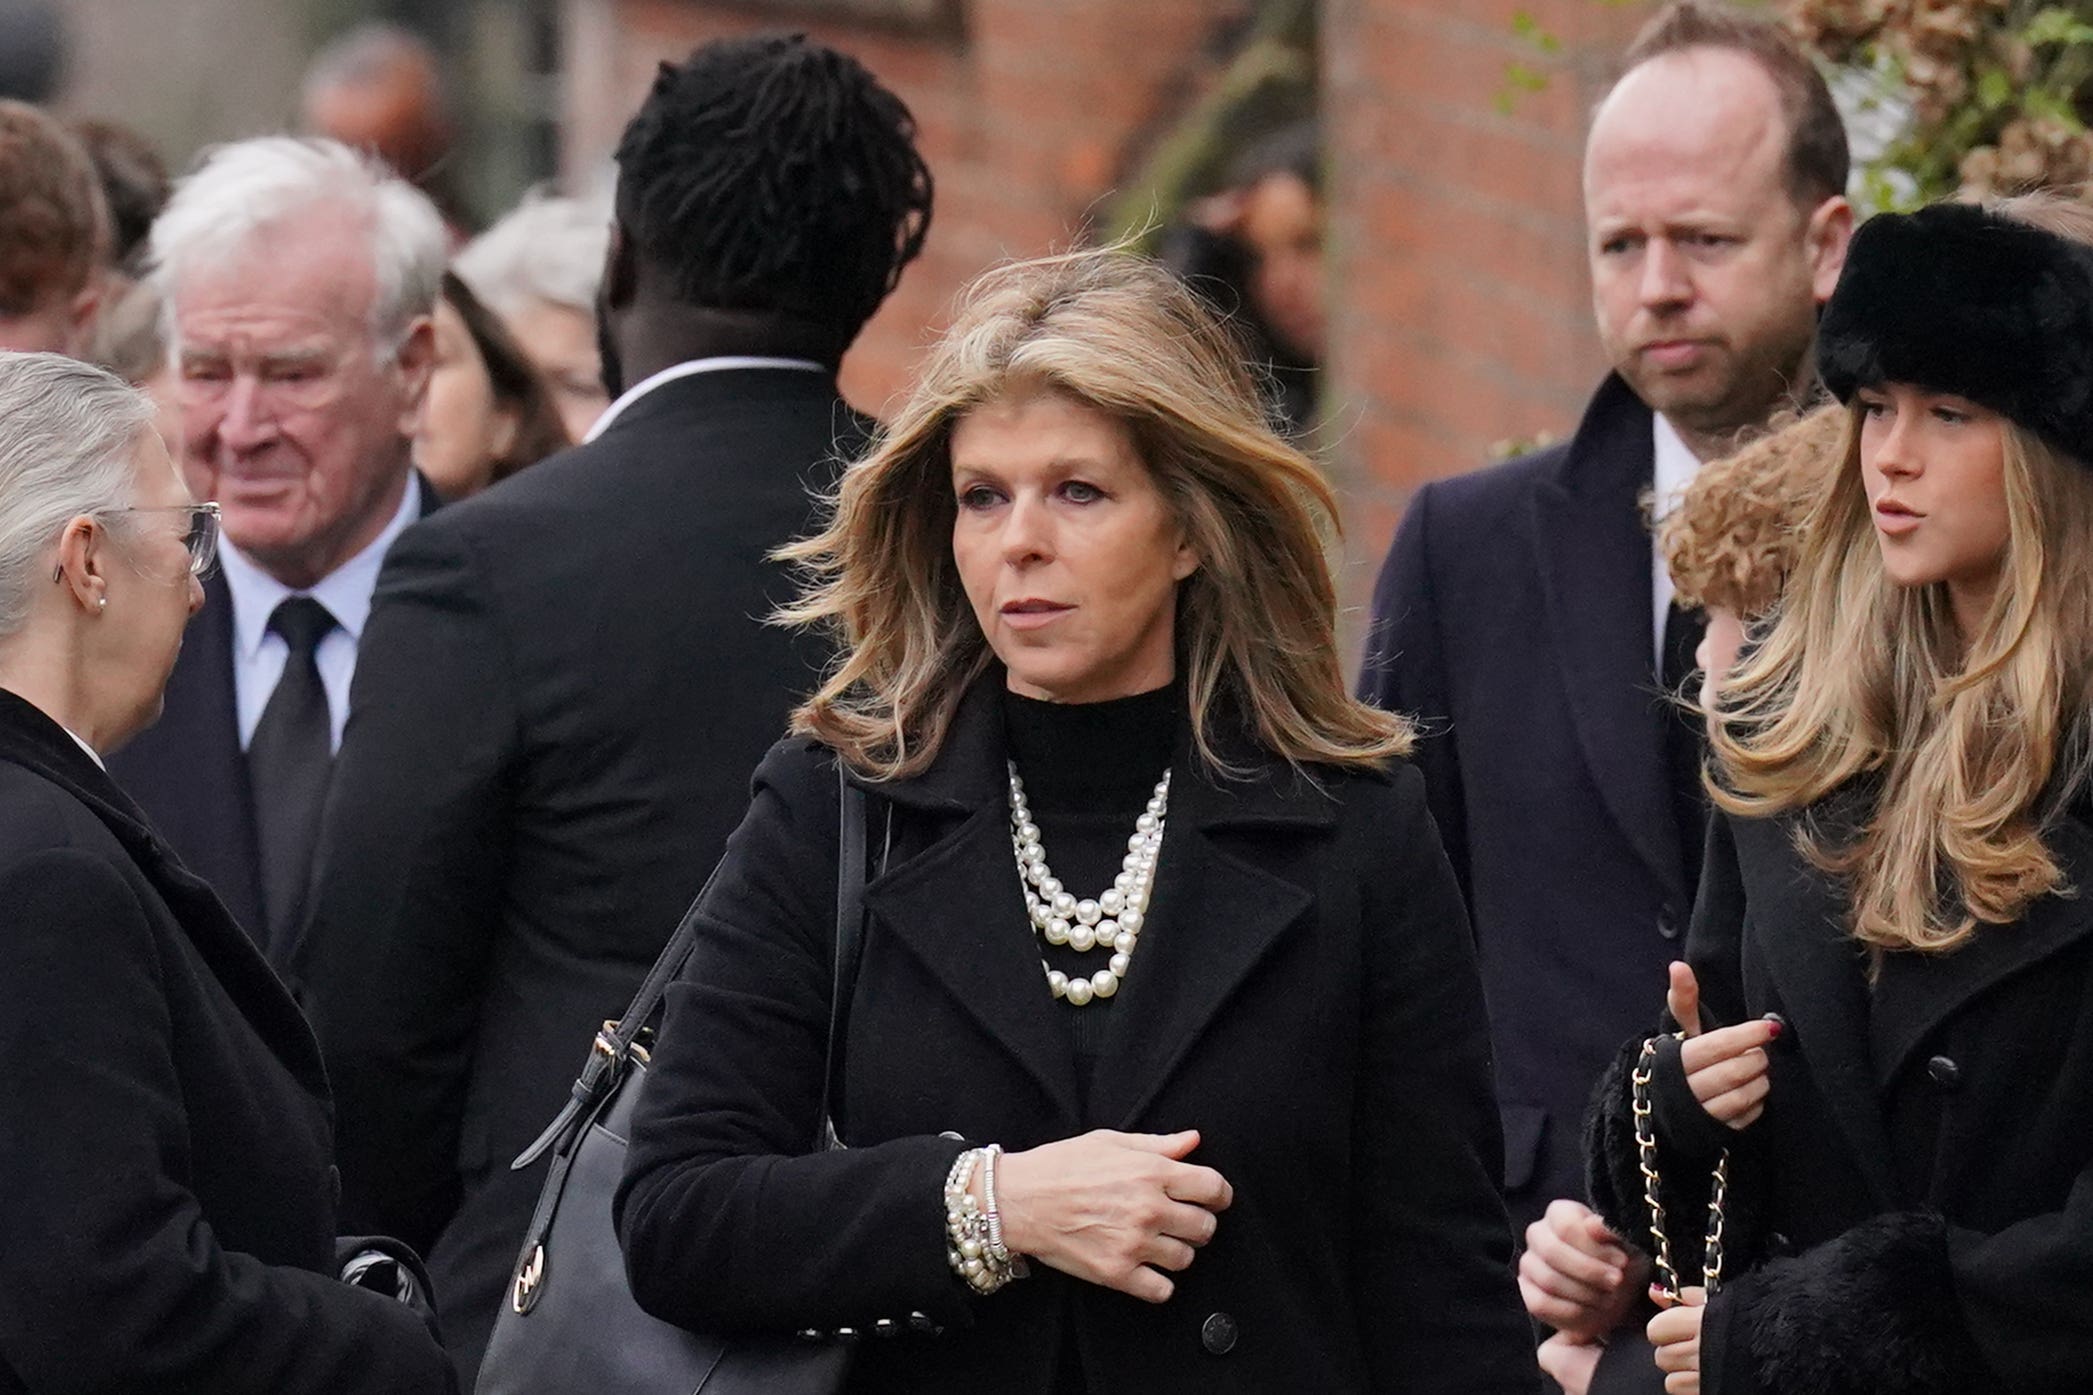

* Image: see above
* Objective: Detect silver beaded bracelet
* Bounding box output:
[943,1147,1023,1294]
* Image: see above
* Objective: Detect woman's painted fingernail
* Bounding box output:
[1763,1012,1786,1039]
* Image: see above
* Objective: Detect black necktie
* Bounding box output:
[1661,600,1709,894]
[249,596,338,960]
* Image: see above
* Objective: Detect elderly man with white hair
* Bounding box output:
[108,136,443,967]
[452,189,609,441]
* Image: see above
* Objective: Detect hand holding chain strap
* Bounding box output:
[1633,1032,1730,1300]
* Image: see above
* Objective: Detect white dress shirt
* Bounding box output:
[61,723,105,769]
[581,356,826,444]
[218,477,420,752]
[1649,412,1702,670]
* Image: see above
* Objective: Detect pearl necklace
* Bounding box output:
[1006,762,1171,1007]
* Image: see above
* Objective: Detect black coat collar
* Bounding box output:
[856,673,1343,1129]
[1733,790,2093,1206]
[861,669,1346,833]
[1532,375,1687,904]
[0,686,331,1102]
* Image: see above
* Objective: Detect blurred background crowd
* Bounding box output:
[15,0,2080,639]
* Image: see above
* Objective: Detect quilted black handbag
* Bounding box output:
[475,771,872,1394]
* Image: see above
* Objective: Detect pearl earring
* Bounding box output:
[97,597,107,610]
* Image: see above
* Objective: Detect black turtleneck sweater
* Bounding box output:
[1000,682,1178,1395]
[999,682,1178,1112]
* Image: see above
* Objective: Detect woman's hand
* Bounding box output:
[1647,1285,1705,1395]
[1519,1199,1651,1340]
[1669,962,1778,1130]
[990,1129,1232,1303]
[1537,1332,1602,1395]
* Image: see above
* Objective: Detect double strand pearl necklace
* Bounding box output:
[1006,762,1171,1007]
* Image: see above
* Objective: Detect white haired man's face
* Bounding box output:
[171,206,432,588]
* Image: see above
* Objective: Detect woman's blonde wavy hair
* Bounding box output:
[775,247,1412,781]
[1711,194,2093,954]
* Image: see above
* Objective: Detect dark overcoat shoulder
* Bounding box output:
[616,681,1539,1395]
[0,689,453,1394]
[1360,373,1694,1227]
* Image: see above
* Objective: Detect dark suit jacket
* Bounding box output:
[616,679,1537,1395]
[106,472,441,953]
[300,368,865,1382]
[0,688,454,1394]
[1588,796,2093,1395]
[1359,375,1697,1228]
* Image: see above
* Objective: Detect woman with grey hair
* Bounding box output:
[0,352,456,1392]
[452,189,610,441]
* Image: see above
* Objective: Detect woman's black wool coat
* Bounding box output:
[616,681,1539,1395]
[0,689,456,1394]
[1588,796,2093,1395]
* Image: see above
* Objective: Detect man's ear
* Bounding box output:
[63,275,105,357]
[1806,196,1855,305]
[601,221,637,315]
[391,315,437,437]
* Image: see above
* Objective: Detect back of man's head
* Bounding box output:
[1619,1,1848,210]
[0,99,107,351]
[612,33,933,355]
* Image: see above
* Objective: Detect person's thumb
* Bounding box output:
[1667,960,1704,1037]
[1125,1129,1202,1158]
[1679,1285,1707,1308]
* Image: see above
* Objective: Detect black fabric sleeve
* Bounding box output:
[1348,764,1540,1394]
[1358,485,1472,907]
[1701,1212,1985,1395]
[615,741,974,1335]
[0,848,455,1394]
[301,519,521,1251]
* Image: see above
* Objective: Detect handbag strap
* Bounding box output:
[514,760,874,1171]
[822,770,871,1149]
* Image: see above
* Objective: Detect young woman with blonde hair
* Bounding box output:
[1586,196,2093,1395]
[614,248,1536,1394]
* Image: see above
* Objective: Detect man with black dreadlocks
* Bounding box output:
[296,34,934,1384]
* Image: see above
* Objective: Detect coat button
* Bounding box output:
[1657,907,1681,941]
[1201,1311,1238,1356]
[1926,1054,1962,1090]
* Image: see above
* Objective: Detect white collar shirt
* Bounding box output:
[581,356,827,444]
[1649,412,1702,671]
[62,723,105,769]
[218,475,420,752]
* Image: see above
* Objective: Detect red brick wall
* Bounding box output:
[1321,0,1654,634]
[562,0,1247,418]
[561,0,1661,664]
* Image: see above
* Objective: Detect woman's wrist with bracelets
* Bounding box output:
[944,1144,1027,1294]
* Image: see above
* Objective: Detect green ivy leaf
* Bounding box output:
[1976,66,2013,112]
[2022,6,2093,50]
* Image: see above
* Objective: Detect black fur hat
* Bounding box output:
[1816,202,2093,465]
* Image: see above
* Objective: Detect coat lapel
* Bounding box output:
[1532,376,1687,905]
[1732,809,1897,1205]
[1870,807,2093,1090]
[0,689,332,1103]
[860,680,1083,1126]
[107,568,266,938]
[1089,724,1334,1130]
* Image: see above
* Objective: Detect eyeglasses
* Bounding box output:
[51,502,223,582]
[129,502,222,577]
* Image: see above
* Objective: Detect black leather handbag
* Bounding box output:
[475,771,872,1394]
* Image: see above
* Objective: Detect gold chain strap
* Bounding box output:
[1632,1033,1730,1299]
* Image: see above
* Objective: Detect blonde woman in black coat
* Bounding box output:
[0,353,455,1394]
[614,251,1536,1395]
[1584,197,2093,1395]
